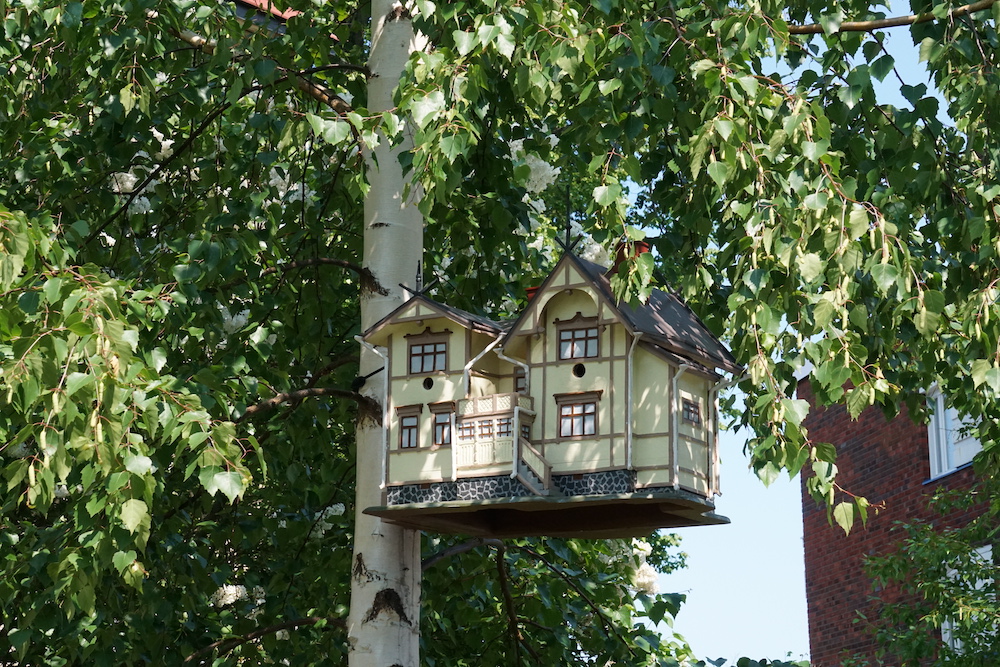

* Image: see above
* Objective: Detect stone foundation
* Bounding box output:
[387,469,648,505]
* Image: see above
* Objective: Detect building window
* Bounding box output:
[682,399,701,425]
[515,368,527,394]
[497,417,513,438]
[941,544,994,652]
[409,341,447,374]
[560,402,596,437]
[520,421,532,441]
[433,413,451,446]
[400,415,418,449]
[555,391,602,438]
[458,421,475,442]
[558,327,599,360]
[396,405,422,449]
[478,419,494,439]
[927,387,982,478]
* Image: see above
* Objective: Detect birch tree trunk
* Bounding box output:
[348,1,424,665]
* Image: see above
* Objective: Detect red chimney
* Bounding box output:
[612,239,652,273]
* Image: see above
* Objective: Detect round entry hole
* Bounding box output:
[572,364,586,378]
[423,377,434,390]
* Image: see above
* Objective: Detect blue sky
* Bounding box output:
[658,427,810,662]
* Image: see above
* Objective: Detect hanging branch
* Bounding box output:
[260,258,388,296]
[153,10,356,114]
[421,537,503,571]
[788,0,996,34]
[509,544,636,658]
[238,386,378,422]
[183,615,346,664]
[494,546,538,666]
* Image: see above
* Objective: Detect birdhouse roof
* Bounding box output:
[362,292,504,345]
[505,253,740,375]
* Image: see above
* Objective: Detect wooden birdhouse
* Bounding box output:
[361,250,740,539]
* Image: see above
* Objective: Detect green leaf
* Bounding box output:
[781,398,810,427]
[65,372,94,398]
[832,500,854,534]
[306,113,351,145]
[410,90,446,129]
[869,264,899,293]
[119,499,149,534]
[453,30,477,56]
[706,161,729,189]
[592,183,621,207]
[113,550,137,574]
[798,253,825,282]
[814,441,837,463]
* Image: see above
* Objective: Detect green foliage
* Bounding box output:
[2,0,999,658]
[861,481,1000,666]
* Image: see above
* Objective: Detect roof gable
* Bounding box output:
[503,253,739,375]
[362,293,504,346]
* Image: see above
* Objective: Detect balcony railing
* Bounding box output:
[457,392,533,417]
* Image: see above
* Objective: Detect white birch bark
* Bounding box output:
[348,1,425,665]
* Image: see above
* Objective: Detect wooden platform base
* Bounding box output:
[365,489,728,539]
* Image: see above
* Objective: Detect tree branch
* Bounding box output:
[260,258,388,295]
[495,546,535,666]
[150,10,355,114]
[85,99,233,244]
[788,0,996,34]
[510,544,635,658]
[238,386,378,422]
[183,615,346,664]
[421,537,503,571]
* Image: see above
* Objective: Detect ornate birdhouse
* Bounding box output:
[362,251,740,539]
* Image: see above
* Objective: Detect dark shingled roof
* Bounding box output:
[568,254,740,375]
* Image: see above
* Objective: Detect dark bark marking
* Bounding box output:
[362,587,412,625]
[386,5,410,21]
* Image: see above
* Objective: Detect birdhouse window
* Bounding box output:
[497,417,513,438]
[428,402,455,447]
[515,368,527,394]
[558,327,599,360]
[478,419,494,439]
[433,413,452,446]
[409,341,447,374]
[555,391,602,438]
[457,421,475,442]
[520,421,532,440]
[396,405,422,449]
[400,415,418,448]
[559,402,596,437]
[682,399,701,425]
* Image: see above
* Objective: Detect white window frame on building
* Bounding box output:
[941,543,995,652]
[927,386,982,478]
[429,402,455,447]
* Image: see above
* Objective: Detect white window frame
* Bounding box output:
[927,386,982,478]
[941,544,994,652]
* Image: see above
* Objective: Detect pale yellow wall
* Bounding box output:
[389,448,453,485]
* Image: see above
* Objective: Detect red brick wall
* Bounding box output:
[798,380,978,667]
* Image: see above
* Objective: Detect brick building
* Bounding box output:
[798,380,982,666]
